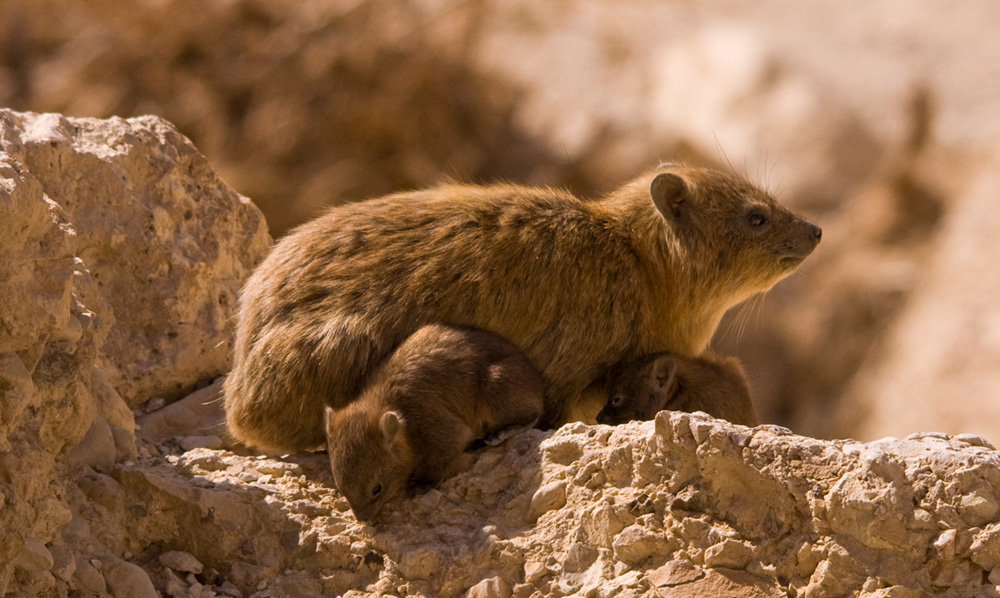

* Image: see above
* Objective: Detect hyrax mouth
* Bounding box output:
[778,255,808,268]
[778,220,822,268]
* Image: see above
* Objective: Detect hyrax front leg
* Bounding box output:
[409,411,480,490]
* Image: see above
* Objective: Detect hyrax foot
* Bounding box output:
[482,424,534,447]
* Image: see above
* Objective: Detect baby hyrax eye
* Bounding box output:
[611,395,625,407]
[371,483,383,498]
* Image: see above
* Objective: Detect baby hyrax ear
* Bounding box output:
[650,172,689,222]
[649,354,679,390]
[380,411,401,443]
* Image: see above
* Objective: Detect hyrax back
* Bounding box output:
[598,352,757,426]
[226,164,820,452]
[324,324,543,521]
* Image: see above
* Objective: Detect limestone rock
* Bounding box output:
[93,412,1000,597]
[0,109,268,596]
[136,378,232,447]
[0,109,271,405]
[71,556,107,594]
[102,556,158,598]
[466,576,511,598]
[159,550,204,575]
[63,415,117,472]
[526,480,567,523]
[13,538,54,572]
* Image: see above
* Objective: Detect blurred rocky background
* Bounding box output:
[4,0,1000,443]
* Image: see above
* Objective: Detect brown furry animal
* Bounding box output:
[324,324,544,521]
[597,352,757,426]
[225,163,820,452]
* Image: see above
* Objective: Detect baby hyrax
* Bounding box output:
[597,352,757,426]
[324,324,544,521]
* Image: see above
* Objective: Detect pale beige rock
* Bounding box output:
[648,559,704,588]
[164,568,188,597]
[83,411,1000,597]
[523,561,549,585]
[704,539,753,570]
[76,472,127,512]
[612,525,671,566]
[159,550,204,575]
[102,556,158,598]
[0,148,79,593]
[661,568,784,598]
[72,556,107,594]
[0,109,268,596]
[398,547,442,580]
[972,524,1000,571]
[0,109,270,406]
[49,544,76,582]
[13,537,54,572]
[466,576,511,598]
[136,378,231,446]
[527,480,567,523]
[63,415,117,471]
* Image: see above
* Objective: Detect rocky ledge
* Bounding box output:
[2,111,999,598]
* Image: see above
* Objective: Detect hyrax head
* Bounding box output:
[598,352,754,426]
[324,405,411,522]
[650,165,822,304]
[598,353,678,425]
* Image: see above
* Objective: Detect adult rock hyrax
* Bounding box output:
[225,163,821,452]
[324,323,544,521]
[597,352,757,426]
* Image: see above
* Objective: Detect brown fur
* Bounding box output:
[324,324,543,521]
[597,352,757,426]
[225,164,820,452]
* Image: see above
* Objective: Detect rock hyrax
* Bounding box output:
[225,163,821,452]
[324,324,544,521]
[597,352,757,426]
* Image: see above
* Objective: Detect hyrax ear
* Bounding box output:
[650,173,688,222]
[380,411,401,443]
[650,354,679,390]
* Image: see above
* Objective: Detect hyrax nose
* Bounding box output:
[811,224,822,241]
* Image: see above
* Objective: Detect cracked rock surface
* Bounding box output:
[101,413,1000,598]
[0,109,268,597]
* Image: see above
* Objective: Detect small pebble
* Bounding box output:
[159,550,204,574]
[955,433,995,449]
[527,481,567,522]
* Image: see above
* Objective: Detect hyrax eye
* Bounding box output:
[371,483,383,498]
[747,210,768,228]
[611,395,624,406]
